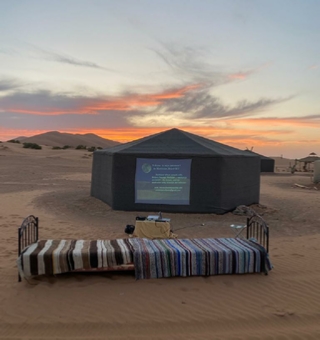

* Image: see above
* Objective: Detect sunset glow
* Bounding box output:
[1,1,320,158]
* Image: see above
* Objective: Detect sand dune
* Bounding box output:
[1,143,320,339]
[16,131,120,148]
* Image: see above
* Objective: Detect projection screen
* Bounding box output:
[135,158,192,205]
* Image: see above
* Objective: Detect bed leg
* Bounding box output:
[18,227,21,282]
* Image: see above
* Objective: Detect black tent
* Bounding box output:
[91,128,260,214]
[245,150,275,172]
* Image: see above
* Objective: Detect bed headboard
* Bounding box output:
[246,214,269,253]
[18,215,39,282]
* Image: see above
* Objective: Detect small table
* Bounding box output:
[134,220,172,239]
[230,224,247,238]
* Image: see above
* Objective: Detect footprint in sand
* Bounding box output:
[262,304,295,317]
[273,309,295,317]
[291,253,304,257]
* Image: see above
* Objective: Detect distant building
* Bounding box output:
[298,152,320,172]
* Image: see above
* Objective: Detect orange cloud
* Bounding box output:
[228,72,248,80]
[85,84,202,112]
[228,63,271,80]
[3,109,84,116]
[2,84,202,116]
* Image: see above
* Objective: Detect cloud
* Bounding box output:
[0,90,88,115]
[0,109,133,131]
[228,62,271,80]
[0,84,290,121]
[0,84,202,115]
[220,97,294,118]
[0,78,25,92]
[153,87,293,119]
[235,114,320,128]
[1,41,116,72]
[41,50,113,71]
[27,44,116,72]
[0,82,295,145]
[150,42,269,85]
[150,43,228,85]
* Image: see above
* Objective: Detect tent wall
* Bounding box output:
[91,152,114,205]
[93,153,260,214]
[112,154,223,213]
[219,157,260,210]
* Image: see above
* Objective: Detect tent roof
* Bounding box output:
[97,128,259,157]
[298,156,320,163]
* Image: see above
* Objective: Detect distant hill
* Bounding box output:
[19,131,120,148]
[13,136,28,141]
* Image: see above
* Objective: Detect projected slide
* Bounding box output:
[135,158,192,205]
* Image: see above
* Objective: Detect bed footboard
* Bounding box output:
[246,214,269,253]
[18,215,39,282]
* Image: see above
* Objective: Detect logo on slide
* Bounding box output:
[142,163,152,173]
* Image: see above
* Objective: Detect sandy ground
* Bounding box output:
[1,142,320,339]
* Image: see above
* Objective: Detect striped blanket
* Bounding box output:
[18,239,134,279]
[17,238,272,280]
[129,238,272,279]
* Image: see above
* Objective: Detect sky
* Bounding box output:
[0,0,319,158]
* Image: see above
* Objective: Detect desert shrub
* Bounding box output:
[52,146,62,150]
[8,139,21,143]
[23,142,42,150]
[76,145,87,150]
[87,146,103,152]
[62,145,71,149]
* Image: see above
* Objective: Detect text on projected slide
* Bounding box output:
[135,158,192,205]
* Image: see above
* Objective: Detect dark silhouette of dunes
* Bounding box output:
[18,131,120,148]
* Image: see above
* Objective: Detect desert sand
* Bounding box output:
[1,141,320,339]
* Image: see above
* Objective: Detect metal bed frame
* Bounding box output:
[18,215,38,282]
[18,214,270,282]
[246,214,269,253]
